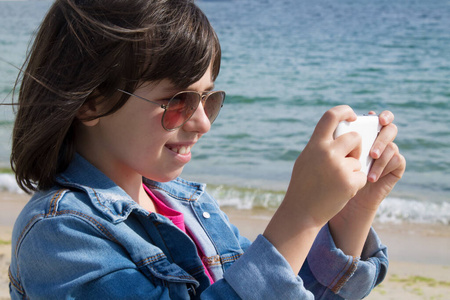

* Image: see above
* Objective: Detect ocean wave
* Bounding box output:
[377,197,450,225]
[207,184,285,210]
[0,173,23,194]
[207,184,450,225]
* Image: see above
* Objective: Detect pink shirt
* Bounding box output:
[143,184,214,284]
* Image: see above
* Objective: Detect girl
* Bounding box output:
[9,0,405,299]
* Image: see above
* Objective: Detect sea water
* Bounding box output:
[1,0,449,225]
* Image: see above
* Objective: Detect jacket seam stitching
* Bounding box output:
[330,256,358,293]
[47,189,66,217]
[8,266,24,295]
[54,210,119,243]
[221,253,243,264]
[136,253,167,267]
[328,256,351,292]
[14,213,45,257]
[202,253,243,266]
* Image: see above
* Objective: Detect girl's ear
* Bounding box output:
[76,98,100,127]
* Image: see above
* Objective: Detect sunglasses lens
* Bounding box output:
[204,91,225,124]
[162,91,225,130]
[163,92,200,130]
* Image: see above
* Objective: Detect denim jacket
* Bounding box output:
[9,154,388,299]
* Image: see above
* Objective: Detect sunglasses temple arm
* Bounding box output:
[117,89,166,108]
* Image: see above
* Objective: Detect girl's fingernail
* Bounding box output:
[368,173,377,182]
[372,149,380,158]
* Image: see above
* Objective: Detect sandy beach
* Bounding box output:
[225,207,450,300]
[1,193,449,299]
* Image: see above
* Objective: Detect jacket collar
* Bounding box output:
[55,153,206,223]
[143,177,206,203]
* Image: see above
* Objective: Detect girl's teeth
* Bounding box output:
[171,146,191,154]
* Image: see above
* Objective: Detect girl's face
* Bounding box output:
[76,66,215,187]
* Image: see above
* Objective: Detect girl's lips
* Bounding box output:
[165,144,192,164]
[165,143,194,156]
[168,145,191,155]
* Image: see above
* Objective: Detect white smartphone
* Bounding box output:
[333,115,382,175]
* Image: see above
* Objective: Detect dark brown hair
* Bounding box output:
[11,0,221,193]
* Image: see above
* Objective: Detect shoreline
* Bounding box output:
[1,192,449,299]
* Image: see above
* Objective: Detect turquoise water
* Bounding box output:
[1,0,449,224]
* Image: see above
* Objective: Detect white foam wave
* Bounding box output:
[377,197,450,225]
[0,173,24,194]
[209,184,450,226]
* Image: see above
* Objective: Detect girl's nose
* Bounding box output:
[182,101,211,134]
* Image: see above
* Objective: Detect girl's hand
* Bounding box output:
[264,105,369,273]
[284,105,368,227]
[348,110,406,212]
[329,110,406,256]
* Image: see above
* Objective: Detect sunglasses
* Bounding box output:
[117,89,225,131]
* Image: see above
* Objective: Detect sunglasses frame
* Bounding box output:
[117,89,225,131]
